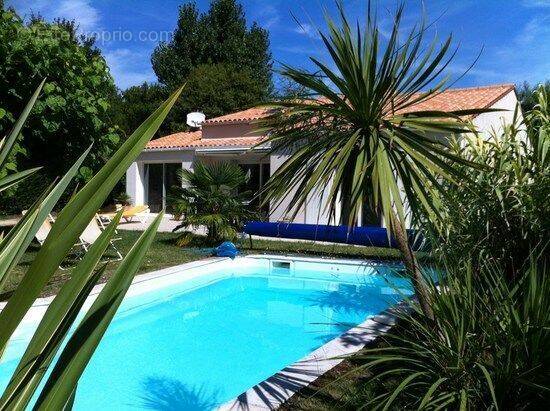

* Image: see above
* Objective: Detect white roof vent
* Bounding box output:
[187,112,206,128]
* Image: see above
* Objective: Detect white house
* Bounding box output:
[126,83,521,225]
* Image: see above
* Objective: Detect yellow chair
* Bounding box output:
[99,205,150,225]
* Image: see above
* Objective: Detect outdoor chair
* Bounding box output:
[22,211,75,270]
[21,211,55,246]
[77,216,123,261]
[99,205,150,225]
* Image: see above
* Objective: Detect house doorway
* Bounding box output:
[145,163,180,213]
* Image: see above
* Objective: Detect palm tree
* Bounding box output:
[171,161,256,244]
[257,4,487,319]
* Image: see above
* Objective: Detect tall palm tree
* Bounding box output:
[257,3,488,319]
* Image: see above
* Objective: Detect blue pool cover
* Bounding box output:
[243,221,425,250]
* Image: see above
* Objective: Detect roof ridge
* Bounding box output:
[436,83,515,93]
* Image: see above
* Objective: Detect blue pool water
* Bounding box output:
[0,259,412,410]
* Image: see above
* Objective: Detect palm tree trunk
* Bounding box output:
[390,212,434,320]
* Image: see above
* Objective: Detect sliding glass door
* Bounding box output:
[239,163,270,216]
[145,163,181,213]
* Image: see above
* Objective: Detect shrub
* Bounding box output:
[353,256,550,409]
[432,87,550,276]
[171,161,257,245]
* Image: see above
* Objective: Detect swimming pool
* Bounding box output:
[0,255,413,410]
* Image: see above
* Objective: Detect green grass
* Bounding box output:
[1,231,400,301]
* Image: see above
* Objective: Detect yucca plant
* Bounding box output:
[0,81,183,409]
[171,161,257,245]
[350,255,550,410]
[257,2,489,319]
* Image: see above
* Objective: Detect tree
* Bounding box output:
[171,161,256,245]
[165,63,271,132]
[259,5,488,320]
[110,82,168,138]
[0,6,120,195]
[150,0,272,133]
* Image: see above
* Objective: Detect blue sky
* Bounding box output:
[7,0,550,90]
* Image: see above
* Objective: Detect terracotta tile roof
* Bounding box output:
[145,131,265,150]
[145,130,202,149]
[145,84,515,150]
[190,136,266,148]
[204,107,273,124]
[399,84,515,114]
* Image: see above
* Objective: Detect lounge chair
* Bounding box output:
[77,216,123,261]
[99,205,150,225]
[23,212,75,269]
[121,205,150,223]
[21,211,55,246]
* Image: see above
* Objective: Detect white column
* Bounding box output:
[126,162,145,206]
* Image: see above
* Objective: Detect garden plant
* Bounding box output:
[0,81,182,410]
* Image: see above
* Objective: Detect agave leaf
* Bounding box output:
[0,80,45,169]
[0,167,42,194]
[33,212,164,410]
[0,147,90,294]
[1,267,103,411]
[0,85,183,352]
[0,213,122,410]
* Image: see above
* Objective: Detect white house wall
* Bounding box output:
[268,150,335,225]
[473,90,524,138]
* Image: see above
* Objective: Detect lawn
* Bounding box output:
[1,230,401,301]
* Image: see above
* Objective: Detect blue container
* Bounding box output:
[214,241,240,258]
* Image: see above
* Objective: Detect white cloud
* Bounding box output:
[514,16,550,45]
[7,0,101,32]
[293,23,320,39]
[55,0,100,32]
[104,48,156,90]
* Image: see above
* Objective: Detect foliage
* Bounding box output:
[0,6,121,210]
[433,86,550,275]
[110,82,168,138]
[172,161,256,245]
[149,0,273,135]
[152,0,271,91]
[353,256,550,410]
[517,80,550,113]
[0,82,183,409]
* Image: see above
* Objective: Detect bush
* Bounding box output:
[432,88,550,276]
[353,256,550,409]
[0,7,121,185]
[171,161,257,245]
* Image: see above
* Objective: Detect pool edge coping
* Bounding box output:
[0,257,229,314]
[218,300,407,411]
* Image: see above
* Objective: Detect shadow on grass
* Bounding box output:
[139,377,220,411]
